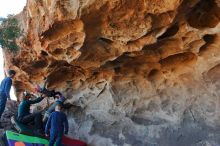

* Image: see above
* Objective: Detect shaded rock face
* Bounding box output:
[0,101,18,133]
[3,0,220,145]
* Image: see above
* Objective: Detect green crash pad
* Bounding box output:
[5,130,48,146]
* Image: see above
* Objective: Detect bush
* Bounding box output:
[0,15,22,52]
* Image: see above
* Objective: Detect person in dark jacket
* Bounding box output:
[0,70,16,125]
[17,91,45,133]
[45,104,68,146]
[43,93,66,122]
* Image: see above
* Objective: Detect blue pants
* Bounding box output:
[49,132,63,146]
[0,93,7,119]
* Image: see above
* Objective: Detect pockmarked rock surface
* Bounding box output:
[3,0,220,146]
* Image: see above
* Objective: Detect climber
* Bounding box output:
[0,70,16,126]
[35,78,62,99]
[43,92,66,122]
[17,91,45,134]
[45,104,69,146]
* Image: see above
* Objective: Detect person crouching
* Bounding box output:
[17,91,45,134]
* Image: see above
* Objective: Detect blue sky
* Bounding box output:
[0,0,26,100]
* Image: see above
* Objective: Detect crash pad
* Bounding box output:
[4,130,88,146]
[62,135,87,146]
[4,130,48,146]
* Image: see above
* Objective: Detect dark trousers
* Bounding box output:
[49,132,63,146]
[19,112,43,130]
[0,94,7,119]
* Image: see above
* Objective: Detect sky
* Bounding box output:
[0,0,26,100]
[0,0,26,18]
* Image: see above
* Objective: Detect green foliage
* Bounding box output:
[0,15,22,52]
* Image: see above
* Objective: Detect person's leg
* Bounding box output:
[49,134,56,146]
[20,114,35,124]
[34,113,43,130]
[54,91,61,96]
[0,97,6,128]
[0,96,7,119]
[51,90,57,98]
[0,102,6,119]
[42,89,54,97]
[48,137,56,146]
[55,133,63,146]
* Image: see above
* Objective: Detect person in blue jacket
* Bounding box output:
[45,104,69,146]
[17,91,45,134]
[0,70,16,126]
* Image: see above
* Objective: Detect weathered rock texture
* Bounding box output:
[3,0,220,145]
[0,101,18,133]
